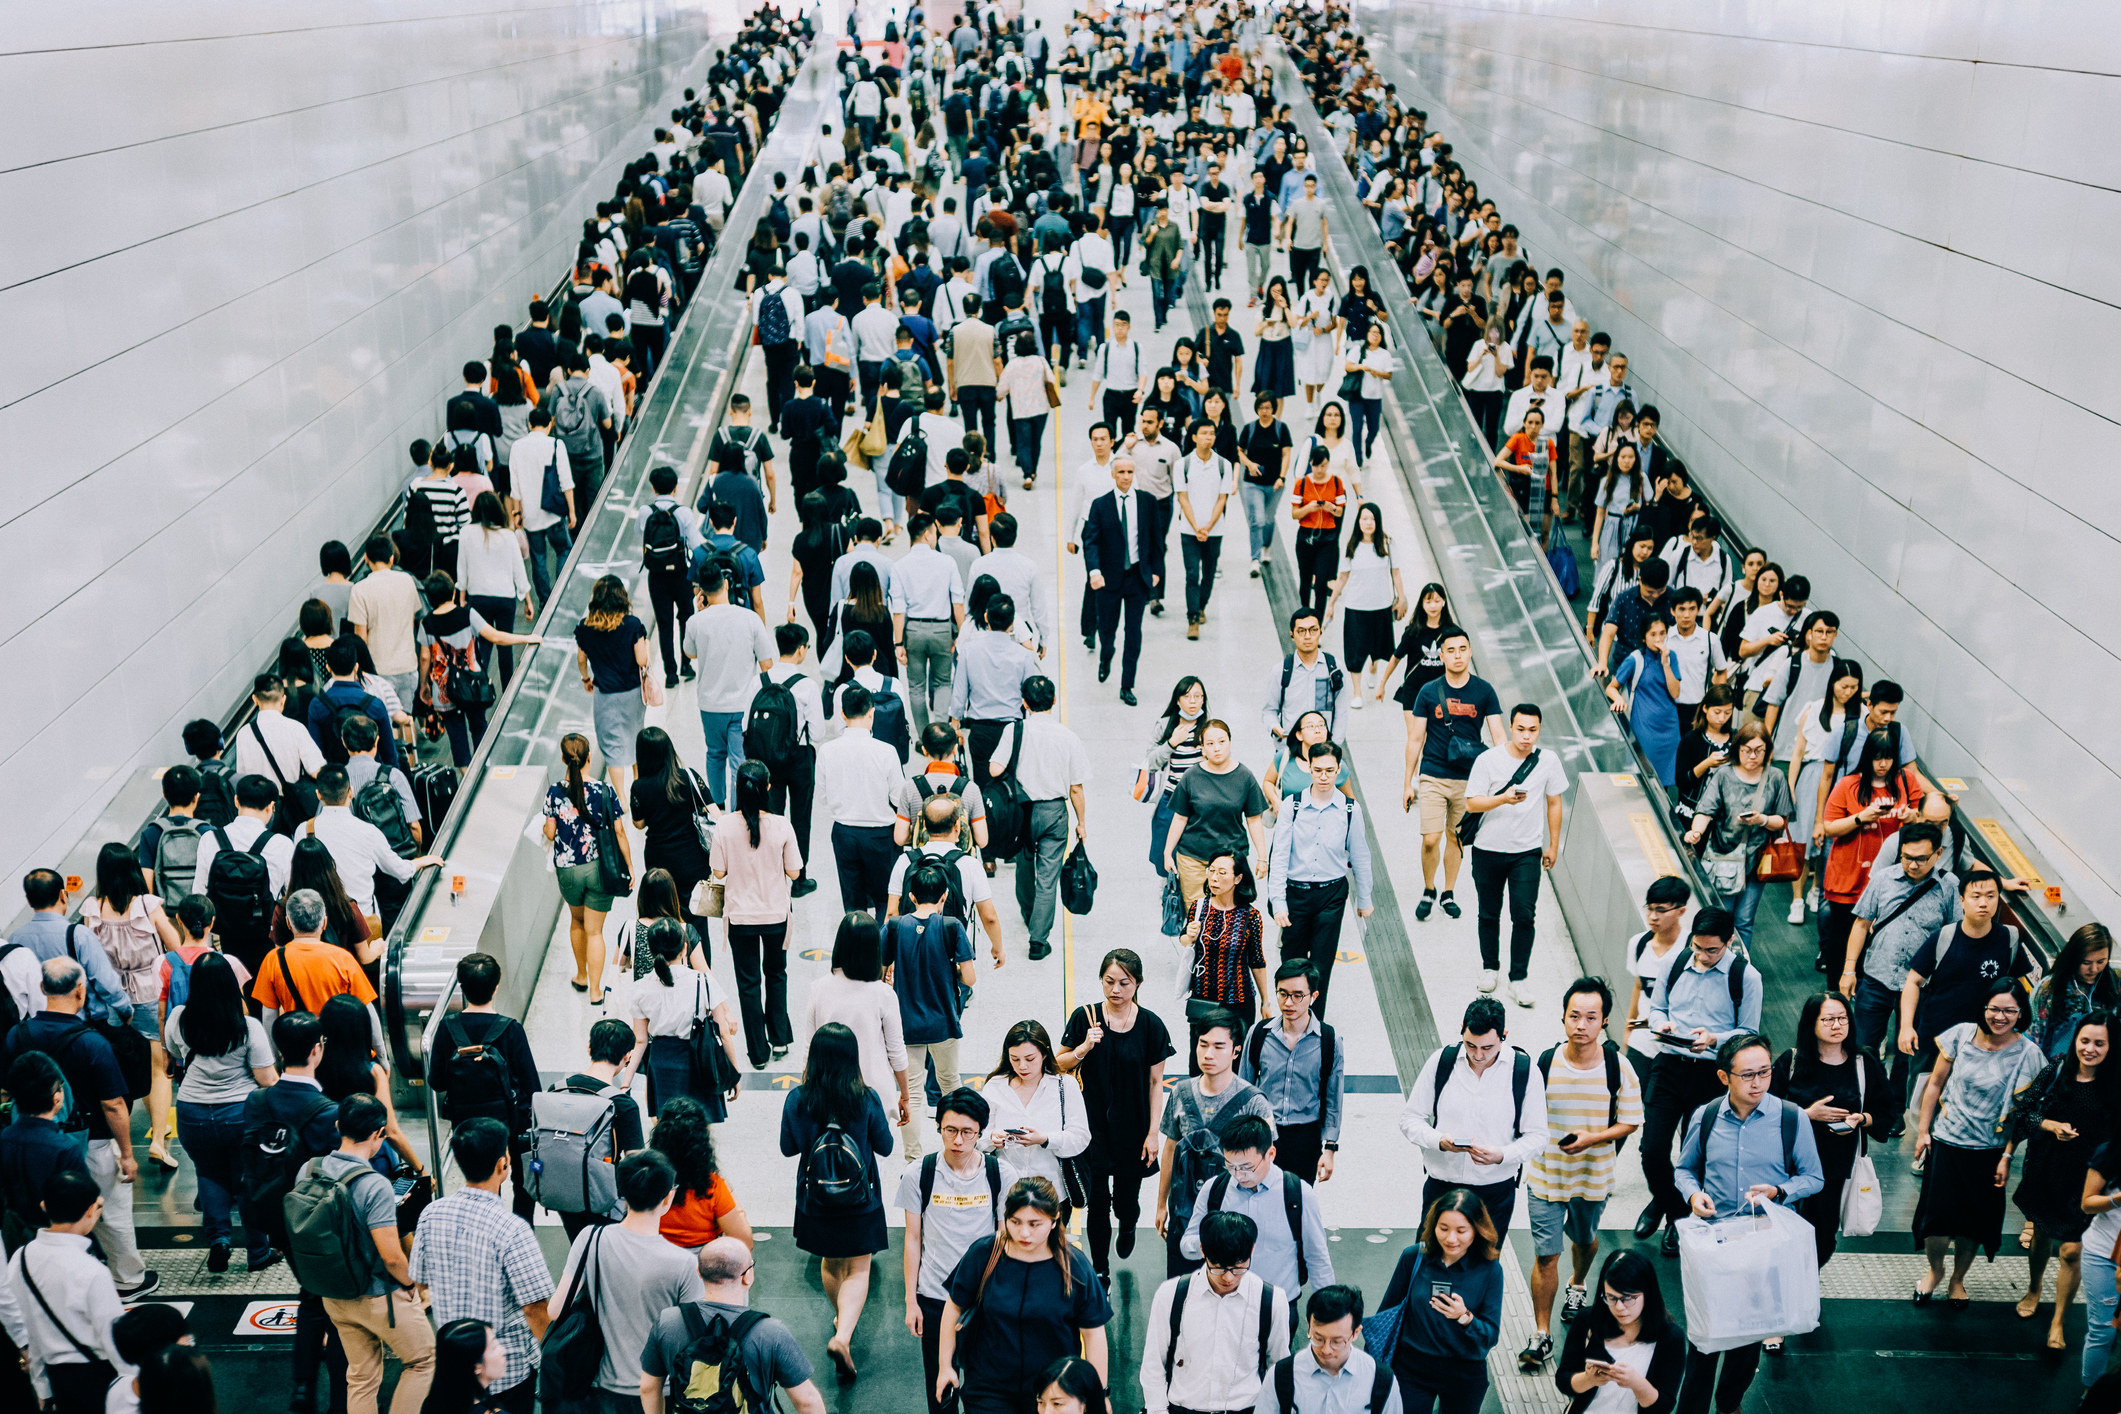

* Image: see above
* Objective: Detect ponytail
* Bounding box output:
[561,733,592,816]
[645,917,687,987]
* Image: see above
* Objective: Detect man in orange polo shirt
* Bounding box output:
[250,888,390,1057]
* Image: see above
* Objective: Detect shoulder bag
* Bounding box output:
[590,785,633,898]
[1701,776,1768,894]
[687,973,740,1099]
[1839,1059,1881,1236]
[1455,749,1542,849]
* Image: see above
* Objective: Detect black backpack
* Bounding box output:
[1040,257,1067,317]
[901,842,970,923]
[885,426,929,498]
[980,721,1033,861]
[988,252,1025,311]
[352,770,418,860]
[1426,1045,1532,1138]
[1535,1041,1630,1155]
[241,1083,338,1249]
[669,1305,772,1414]
[742,673,801,773]
[1271,1355,1393,1414]
[644,500,688,575]
[803,1120,872,1211]
[1168,1078,1264,1224]
[917,1151,1003,1212]
[439,1014,522,1130]
[194,758,238,827]
[204,826,274,952]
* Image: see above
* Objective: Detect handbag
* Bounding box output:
[590,787,633,897]
[1337,368,1365,400]
[1131,764,1162,803]
[641,662,665,708]
[689,878,726,918]
[1839,1061,1882,1236]
[1359,1252,1419,1356]
[1055,1080,1089,1207]
[686,770,718,854]
[1160,872,1187,937]
[1059,843,1098,915]
[1180,900,1225,1022]
[1702,778,1768,894]
[1754,836,1804,883]
[539,1228,606,1406]
[686,974,740,1097]
[1044,371,1062,409]
[860,406,889,457]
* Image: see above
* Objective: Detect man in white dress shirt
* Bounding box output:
[815,682,904,912]
[1397,997,1551,1234]
[1143,1210,1291,1414]
[0,1168,128,1411]
[763,622,826,899]
[236,674,325,795]
[888,513,969,735]
[968,514,1054,659]
[300,765,442,922]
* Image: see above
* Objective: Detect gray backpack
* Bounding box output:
[523,1079,626,1218]
[150,815,209,905]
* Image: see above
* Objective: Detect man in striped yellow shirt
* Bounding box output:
[1517,977,1644,1371]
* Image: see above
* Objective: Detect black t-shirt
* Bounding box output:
[921,480,985,545]
[1910,924,2036,1040]
[1203,327,1245,392]
[1236,420,1292,487]
[1060,1004,1176,1157]
[631,772,711,872]
[1443,295,1489,377]
[943,94,972,135]
[946,1238,1111,1397]
[573,615,648,693]
[1197,179,1230,233]
[3,1015,127,1143]
[564,1072,645,1153]
[1410,674,1503,780]
[1390,620,1454,709]
[1241,191,1276,246]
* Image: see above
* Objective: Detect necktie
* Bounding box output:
[1119,495,1134,572]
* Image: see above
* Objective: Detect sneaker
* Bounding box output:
[1507,980,1534,1008]
[1351,694,1364,710]
[1517,1334,1553,1371]
[1058,366,1068,386]
[207,1242,230,1273]
[1187,620,1200,640]
[1477,969,1499,994]
[1439,891,1462,919]
[791,877,819,898]
[248,1250,285,1274]
[1249,564,1261,578]
[116,1271,160,1302]
[1028,940,1052,960]
[1415,889,1436,921]
[1788,896,1806,924]
[1560,1285,1588,1324]
[1116,1226,1137,1258]
[664,672,680,690]
[1806,886,1821,912]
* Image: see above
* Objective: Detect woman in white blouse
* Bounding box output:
[979,1019,1092,1201]
[628,918,743,1121]
[804,912,912,1127]
[1306,399,1364,499]
[456,491,533,683]
[1783,658,1865,922]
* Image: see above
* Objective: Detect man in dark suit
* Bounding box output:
[1082,456,1163,705]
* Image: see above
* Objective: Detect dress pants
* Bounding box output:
[1294,527,1337,615]
[85,1139,144,1286]
[1639,1054,1726,1220]
[1677,1342,1762,1414]
[1289,245,1322,290]
[1470,845,1543,981]
[903,619,956,732]
[1095,574,1151,690]
[1279,877,1351,1016]
[727,921,792,1066]
[1147,496,1175,605]
[832,822,898,912]
[1276,1119,1324,1186]
[648,569,693,682]
[1198,229,1226,286]
[858,359,884,416]
[1016,799,1071,946]
[1081,1153,1148,1275]
[956,385,997,447]
[1101,388,1138,436]
[762,339,800,429]
[1245,242,1273,295]
[1421,1174,1520,1236]
[766,744,815,876]
[919,1294,951,1414]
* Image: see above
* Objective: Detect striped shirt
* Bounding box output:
[1524,1050,1644,1202]
[409,477,471,543]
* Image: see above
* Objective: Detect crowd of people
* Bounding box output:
[2,3,2115,1414]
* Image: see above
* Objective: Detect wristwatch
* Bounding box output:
[1323,1141,1339,1152]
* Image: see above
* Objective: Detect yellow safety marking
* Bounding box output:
[1974,819,2044,888]
[1629,813,1679,878]
[418,927,450,944]
[1336,951,1366,964]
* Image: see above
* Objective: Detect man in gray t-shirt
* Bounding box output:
[555,1153,707,1399]
[1157,1020,1277,1277]
[1283,177,1331,288]
[640,1237,822,1413]
[683,571,777,807]
[309,1095,436,1414]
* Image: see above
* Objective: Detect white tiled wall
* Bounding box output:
[1368,0,2121,918]
[0,0,731,890]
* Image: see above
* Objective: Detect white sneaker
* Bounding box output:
[1807,886,1821,911]
[1787,897,1806,925]
[1351,694,1365,710]
[1478,969,1499,994]
[1508,980,1534,1008]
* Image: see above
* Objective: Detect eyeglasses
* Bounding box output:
[940,1124,982,1139]
[1309,1332,1355,1351]
[1204,1259,1252,1276]
[1645,904,1684,915]
[1602,1289,1643,1307]
[1276,988,1312,1001]
[1984,1006,2022,1019]
[1730,1067,1773,1083]
[1900,851,1935,865]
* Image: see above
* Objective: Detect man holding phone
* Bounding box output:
[1633,909,1761,1251]
[1460,705,1569,1004]
[1397,998,1550,1234]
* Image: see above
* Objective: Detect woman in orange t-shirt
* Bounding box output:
[1819,730,1939,972]
[653,1095,754,1249]
[1288,445,1346,616]
[1492,406,1562,541]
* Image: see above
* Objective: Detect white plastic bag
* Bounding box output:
[1840,1154,1881,1237]
[1676,1201,1820,1352]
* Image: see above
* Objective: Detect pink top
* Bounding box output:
[707,811,804,924]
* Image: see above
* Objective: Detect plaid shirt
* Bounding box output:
[409,1186,555,1390]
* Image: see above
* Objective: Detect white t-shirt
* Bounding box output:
[1662,624,1727,706]
[1340,543,1396,612]
[1173,454,1235,536]
[1583,1340,1659,1414]
[626,964,729,1037]
[1737,603,1800,686]
[1463,745,1569,854]
[1762,649,1835,712]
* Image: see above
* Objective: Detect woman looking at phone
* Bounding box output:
[1375,1188,1505,1414]
[1673,686,1736,824]
[1554,1249,1680,1413]
[1681,722,1795,949]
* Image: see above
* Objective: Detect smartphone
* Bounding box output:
[1559,1133,1580,1149]
[1430,1280,1456,1301]
[1828,1119,1856,1134]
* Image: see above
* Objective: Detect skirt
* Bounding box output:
[1342,606,1396,669]
[1252,337,1295,399]
[1789,757,1827,847]
[1911,1140,2008,1255]
[2016,1133,2095,1241]
[644,1033,726,1123]
[592,688,645,769]
[794,1200,888,1258]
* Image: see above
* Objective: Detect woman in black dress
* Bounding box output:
[790,492,846,652]
[1057,948,1175,1280]
[1771,992,1898,1276]
[2005,1011,2116,1348]
[779,1022,894,1380]
[1380,581,1455,711]
[630,726,715,955]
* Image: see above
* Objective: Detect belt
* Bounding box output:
[1285,878,1347,890]
[905,615,953,623]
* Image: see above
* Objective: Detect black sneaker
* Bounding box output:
[1560,1285,1588,1324]
[116,1271,160,1301]
[1415,889,1436,921]
[1028,941,1052,960]
[663,672,679,689]
[1518,1334,1552,1370]
[249,1249,285,1274]
[1116,1226,1136,1259]
[1439,891,1462,919]
[207,1241,230,1273]
[791,877,819,898]
[680,666,696,682]
[1661,1226,1680,1257]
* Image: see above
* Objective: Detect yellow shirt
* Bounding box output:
[1525,1048,1645,1202]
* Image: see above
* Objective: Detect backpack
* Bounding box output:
[524,1080,627,1217]
[768,193,792,242]
[1426,1045,1532,1138]
[803,1119,872,1211]
[987,252,1025,311]
[917,1151,1003,1213]
[283,1158,385,1300]
[1245,1019,1336,1137]
[194,758,238,827]
[150,815,209,905]
[1659,946,1750,1024]
[981,724,1033,861]
[713,427,761,476]
[1686,1097,1800,1188]
[644,500,689,576]
[554,380,595,444]
[241,1084,337,1248]
[352,770,418,860]
[885,426,929,498]
[438,1014,522,1129]
[1274,652,1345,733]
[1164,1273,1277,1385]
[1040,257,1067,316]
[0,944,26,1038]
[670,1306,773,1414]
[742,673,802,774]
[757,286,792,346]
[901,844,970,924]
[1202,1168,1311,1286]
[205,826,274,952]
[1535,1041,1630,1155]
[869,678,911,761]
[1271,1355,1393,1414]
[1168,1078,1264,1224]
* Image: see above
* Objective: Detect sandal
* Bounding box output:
[2016,1294,2042,1320]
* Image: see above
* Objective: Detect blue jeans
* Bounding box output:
[872,466,903,525]
[1348,395,1383,463]
[1239,481,1277,560]
[1149,791,1177,876]
[1719,878,1767,949]
[525,521,571,604]
[700,711,747,805]
[2085,1251,2117,1387]
[1149,276,1179,329]
[1075,297,1106,360]
[177,1099,266,1259]
[1010,415,1049,482]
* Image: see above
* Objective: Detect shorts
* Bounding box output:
[1527,1194,1606,1257]
[1418,775,1469,836]
[130,1004,162,1041]
[555,861,615,913]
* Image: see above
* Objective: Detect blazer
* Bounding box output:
[1554,1317,1683,1414]
[1081,488,1163,588]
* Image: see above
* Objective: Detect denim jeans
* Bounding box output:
[177,1098,267,1259]
[1010,415,1049,482]
[525,521,572,604]
[871,466,903,525]
[1075,297,1106,360]
[699,710,746,805]
[1179,535,1223,618]
[2084,1250,2117,1387]
[1348,395,1383,463]
[1239,481,1278,560]
[1721,878,1767,949]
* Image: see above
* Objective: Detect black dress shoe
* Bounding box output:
[1633,1203,1663,1239]
[664,672,680,689]
[1660,1226,1680,1257]
[1116,1226,1136,1259]
[791,877,819,898]
[1119,689,1138,706]
[1028,941,1052,960]
[1098,661,1112,682]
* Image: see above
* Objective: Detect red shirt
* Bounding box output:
[1820,768,1926,904]
[1501,434,1561,491]
[1290,474,1346,531]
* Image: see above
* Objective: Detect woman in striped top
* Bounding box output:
[408,450,472,580]
[1178,853,1271,1071]
[1146,676,1208,875]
